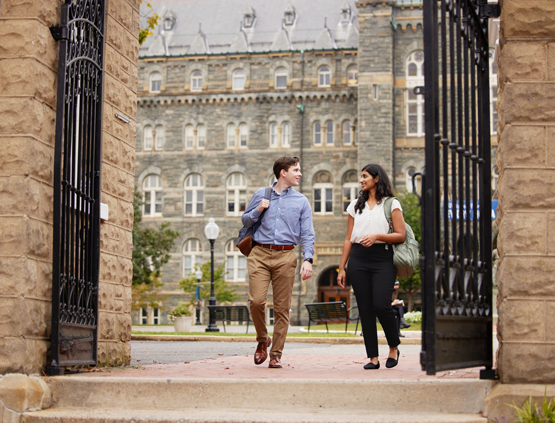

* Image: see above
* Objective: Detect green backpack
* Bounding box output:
[383,197,420,278]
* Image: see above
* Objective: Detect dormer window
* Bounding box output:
[243,7,256,28]
[163,11,176,31]
[341,2,351,24]
[284,4,296,26]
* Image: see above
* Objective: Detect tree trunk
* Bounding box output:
[407,292,414,312]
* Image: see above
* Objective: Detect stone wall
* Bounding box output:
[496,0,555,384]
[0,0,138,374]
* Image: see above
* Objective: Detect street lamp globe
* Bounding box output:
[195,269,203,280]
[204,218,220,241]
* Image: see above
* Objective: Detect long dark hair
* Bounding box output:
[354,164,395,214]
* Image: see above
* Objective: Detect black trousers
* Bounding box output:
[347,243,400,358]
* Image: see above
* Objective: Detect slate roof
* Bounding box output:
[139,0,360,57]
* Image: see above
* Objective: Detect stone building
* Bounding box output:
[135,0,499,324]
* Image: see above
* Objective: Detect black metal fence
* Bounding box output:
[420,0,499,377]
[48,0,106,375]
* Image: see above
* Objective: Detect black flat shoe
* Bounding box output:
[386,349,400,368]
[363,361,380,370]
[398,332,405,337]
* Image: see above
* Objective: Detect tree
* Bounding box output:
[139,1,160,46]
[132,187,179,311]
[179,261,240,304]
[396,190,422,312]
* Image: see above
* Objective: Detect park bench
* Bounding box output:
[207,305,253,334]
[304,301,360,334]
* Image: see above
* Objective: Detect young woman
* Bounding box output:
[337,164,406,369]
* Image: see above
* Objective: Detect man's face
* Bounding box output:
[281,163,302,186]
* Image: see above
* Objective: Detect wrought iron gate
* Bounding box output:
[420,0,499,377]
[48,0,106,375]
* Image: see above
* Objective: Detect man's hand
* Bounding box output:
[257,199,270,213]
[300,261,313,280]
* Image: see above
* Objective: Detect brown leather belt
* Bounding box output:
[258,244,295,251]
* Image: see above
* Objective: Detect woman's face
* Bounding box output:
[360,170,378,191]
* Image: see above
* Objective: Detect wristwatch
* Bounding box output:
[304,258,313,264]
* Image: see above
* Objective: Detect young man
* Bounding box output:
[241,156,315,368]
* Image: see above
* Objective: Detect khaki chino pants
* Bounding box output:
[248,245,297,357]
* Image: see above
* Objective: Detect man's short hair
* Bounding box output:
[273,156,300,180]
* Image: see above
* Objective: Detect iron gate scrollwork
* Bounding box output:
[48,0,106,375]
[420,0,498,377]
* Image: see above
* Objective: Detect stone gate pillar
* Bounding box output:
[485,0,555,419]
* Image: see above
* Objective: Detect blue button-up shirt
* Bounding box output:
[241,185,315,260]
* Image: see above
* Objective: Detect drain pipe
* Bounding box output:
[391,7,397,187]
[296,50,305,326]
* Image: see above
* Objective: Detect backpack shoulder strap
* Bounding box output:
[264,186,272,200]
[383,197,397,233]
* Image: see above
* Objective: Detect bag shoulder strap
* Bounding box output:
[253,187,273,233]
[383,197,397,225]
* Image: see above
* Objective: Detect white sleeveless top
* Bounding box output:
[346,198,402,244]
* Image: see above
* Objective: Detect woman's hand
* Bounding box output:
[360,234,379,247]
[337,268,346,288]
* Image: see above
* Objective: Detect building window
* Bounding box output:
[313,121,322,146]
[406,51,425,137]
[140,308,148,324]
[191,71,203,92]
[325,121,334,146]
[342,121,352,145]
[183,238,202,277]
[489,51,498,135]
[185,125,194,150]
[282,122,291,147]
[342,170,359,212]
[341,5,352,24]
[225,239,247,282]
[197,124,206,149]
[275,67,287,89]
[492,165,499,198]
[143,174,162,217]
[184,174,204,216]
[318,66,331,87]
[269,123,278,148]
[154,125,164,150]
[266,307,275,325]
[227,124,237,148]
[373,84,379,100]
[144,125,153,150]
[149,72,162,93]
[313,171,333,215]
[153,308,160,324]
[347,65,358,86]
[226,173,247,216]
[354,119,358,145]
[239,123,248,148]
[269,174,277,186]
[233,69,246,90]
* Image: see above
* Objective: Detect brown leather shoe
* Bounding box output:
[268,354,282,369]
[254,336,271,365]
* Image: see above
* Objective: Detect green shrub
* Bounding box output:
[404,311,422,324]
[504,390,555,423]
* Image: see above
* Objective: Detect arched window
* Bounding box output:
[489,50,498,135]
[149,72,162,93]
[325,121,334,146]
[405,167,422,194]
[184,174,204,216]
[154,125,165,150]
[342,170,359,212]
[282,122,291,147]
[225,239,246,282]
[268,174,277,187]
[191,71,203,92]
[239,123,248,148]
[197,124,206,149]
[406,51,425,137]
[143,175,162,217]
[313,122,322,146]
[318,66,331,87]
[226,173,247,216]
[184,125,194,150]
[269,123,278,148]
[183,239,202,277]
[275,67,287,89]
[342,121,352,145]
[347,65,358,86]
[144,125,153,150]
[232,69,246,90]
[313,171,333,215]
[227,123,236,148]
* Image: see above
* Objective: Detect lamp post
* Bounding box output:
[204,218,220,332]
[195,269,203,325]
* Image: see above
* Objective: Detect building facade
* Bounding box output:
[135,0,498,324]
